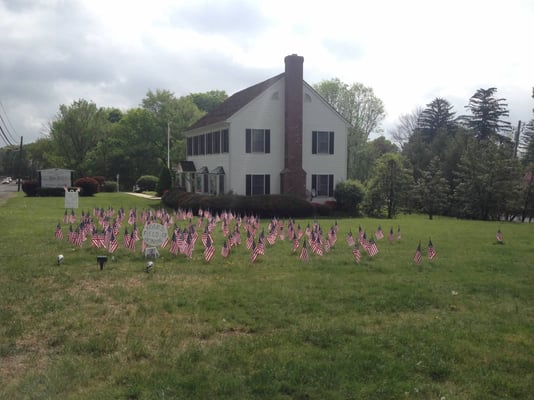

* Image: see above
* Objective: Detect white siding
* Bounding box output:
[227,79,285,195]
[302,83,348,199]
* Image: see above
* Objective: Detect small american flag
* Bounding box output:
[352,244,361,263]
[346,231,356,247]
[204,236,215,262]
[413,242,422,264]
[221,240,230,258]
[375,226,384,240]
[427,239,436,260]
[366,238,379,257]
[496,229,503,243]
[55,223,63,240]
[108,232,118,253]
[299,240,309,262]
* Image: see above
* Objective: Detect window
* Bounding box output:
[246,174,270,195]
[311,174,334,197]
[213,131,221,153]
[312,131,334,154]
[246,129,270,153]
[222,129,229,153]
[193,136,199,155]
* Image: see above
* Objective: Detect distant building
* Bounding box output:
[178,54,349,202]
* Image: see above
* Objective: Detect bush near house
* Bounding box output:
[73,177,99,196]
[102,181,118,192]
[136,175,159,192]
[162,189,316,218]
[334,179,365,216]
[156,167,172,197]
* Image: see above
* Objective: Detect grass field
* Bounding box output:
[0,192,533,399]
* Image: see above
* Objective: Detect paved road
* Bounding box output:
[0,182,18,201]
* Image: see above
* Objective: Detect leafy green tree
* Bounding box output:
[156,166,173,196]
[187,90,228,113]
[47,99,111,176]
[453,139,520,220]
[351,136,398,182]
[364,153,413,218]
[313,78,386,179]
[460,88,512,141]
[334,179,365,215]
[141,89,204,164]
[413,157,450,219]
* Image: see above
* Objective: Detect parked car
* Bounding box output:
[1,177,12,184]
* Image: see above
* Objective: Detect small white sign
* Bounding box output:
[144,247,160,259]
[64,190,79,209]
[142,223,168,247]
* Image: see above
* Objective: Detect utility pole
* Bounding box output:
[167,122,170,169]
[17,136,23,192]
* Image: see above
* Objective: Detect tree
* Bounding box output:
[334,179,365,215]
[364,153,413,218]
[313,78,386,179]
[389,107,422,150]
[141,89,204,163]
[156,166,173,196]
[453,139,520,220]
[187,90,228,113]
[413,157,450,219]
[351,136,398,182]
[47,99,111,176]
[417,98,457,142]
[460,88,512,141]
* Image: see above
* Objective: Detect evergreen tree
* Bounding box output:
[413,157,450,219]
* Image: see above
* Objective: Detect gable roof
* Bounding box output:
[187,73,284,131]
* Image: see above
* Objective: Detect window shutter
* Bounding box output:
[312,131,317,154]
[329,131,334,154]
[187,137,192,156]
[265,130,270,153]
[265,175,270,194]
[311,174,317,192]
[246,175,251,196]
[245,129,251,153]
[328,174,334,197]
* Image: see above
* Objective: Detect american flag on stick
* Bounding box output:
[204,236,215,262]
[413,242,422,264]
[221,240,230,258]
[55,223,63,240]
[299,240,309,262]
[366,238,379,257]
[250,240,261,263]
[375,226,384,240]
[108,232,118,254]
[352,244,361,263]
[427,239,436,260]
[496,229,503,243]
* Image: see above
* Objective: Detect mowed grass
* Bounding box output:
[0,192,533,399]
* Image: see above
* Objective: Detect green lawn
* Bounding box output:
[0,192,533,399]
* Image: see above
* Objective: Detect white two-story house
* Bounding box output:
[177,54,349,202]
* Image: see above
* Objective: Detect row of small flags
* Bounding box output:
[54,209,443,265]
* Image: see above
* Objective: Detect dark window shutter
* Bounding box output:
[265,175,270,194]
[312,131,317,154]
[328,174,334,197]
[311,174,317,192]
[265,130,270,153]
[329,131,334,154]
[246,129,251,153]
[187,137,192,156]
[246,175,251,196]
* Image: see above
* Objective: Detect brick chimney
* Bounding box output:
[280,54,307,198]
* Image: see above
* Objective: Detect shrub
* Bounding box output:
[102,181,118,192]
[136,175,158,192]
[91,176,105,192]
[162,189,315,218]
[334,179,365,216]
[156,167,172,196]
[74,177,99,196]
[21,180,39,197]
[36,187,67,197]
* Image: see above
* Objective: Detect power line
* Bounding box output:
[0,125,15,147]
[0,101,17,144]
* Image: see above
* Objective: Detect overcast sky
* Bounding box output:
[1,0,533,146]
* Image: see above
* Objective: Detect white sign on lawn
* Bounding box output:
[142,223,168,247]
[64,190,79,209]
